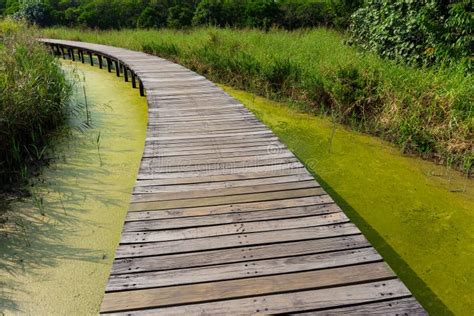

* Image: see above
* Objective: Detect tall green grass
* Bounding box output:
[43,27,473,173]
[0,20,73,187]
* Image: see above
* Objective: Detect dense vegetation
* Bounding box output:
[350,0,472,68]
[0,19,72,187]
[43,27,473,173]
[1,0,360,30]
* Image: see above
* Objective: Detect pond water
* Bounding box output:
[222,85,474,316]
[0,61,147,314]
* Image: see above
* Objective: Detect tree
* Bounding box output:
[13,0,52,26]
[244,0,280,30]
[137,0,169,28]
[167,3,193,28]
[192,0,223,26]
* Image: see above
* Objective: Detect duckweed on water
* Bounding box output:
[221,85,474,316]
[0,61,147,314]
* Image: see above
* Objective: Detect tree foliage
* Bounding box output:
[1,0,361,30]
[349,0,472,68]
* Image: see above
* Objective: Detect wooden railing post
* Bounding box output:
[88,52,94,66]
[131,72,137,88]
[139,80,144,96]
[114,60,120,77]
[124,67,129,82]
[106,57,112,72]
[98,55,103,69]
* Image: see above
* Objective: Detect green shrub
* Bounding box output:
[0,20,72,187]
[329,65,382,127]
[349,0,473,68]
[264,58,301,95]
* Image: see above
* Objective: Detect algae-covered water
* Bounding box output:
[222,86,474,316]
[0,61,147,314]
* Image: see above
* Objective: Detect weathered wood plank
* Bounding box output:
[115,223,361,258]
[101,262,394,313]
[105,247,381,291]
[300,297,427,315]
[132,173,313,193]
[111,235,369,274]
[106,279,411,315]
[134,167,308,186]
[123,204,340,231]
[125,195,333,221]
[121,212,348,240]
[136,163,304,180]
[130,180,318,202]
[128,187,326,211]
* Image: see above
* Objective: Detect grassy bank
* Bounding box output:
[222,85,473,315]
[42,27,473,174]
[0,20,72,187]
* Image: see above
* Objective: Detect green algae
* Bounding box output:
[0,61,147,314]
[221,85,474,316]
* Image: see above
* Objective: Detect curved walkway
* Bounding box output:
[41,39,425,315]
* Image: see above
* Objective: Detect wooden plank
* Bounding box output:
[130,180,318,202]
[121,212,348,240]
[125,195,334,221]
[111,235,369,274]
[132,173,313,193]
[145,134,278,145]
[123,204,340,231]
[139,152,296,169]
[105,247,381,291]
[137,165,306,181]
[116,279,411,315]
[144,139,282,152]
[142,149,284,159]
[115,223,360,258]
[138,159,301,174]
[128,187,326,211]
[300,297,426,315]
[151,125,268,135]
[100,262,394,312]
[134,167,307,186]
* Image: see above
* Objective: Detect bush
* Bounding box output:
[167,3,194,29]
[0,20,72,186]
[12,0,52,27]
[330,65,381,126]
[349,0,473,68]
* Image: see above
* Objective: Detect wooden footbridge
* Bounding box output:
[41,39,425,315]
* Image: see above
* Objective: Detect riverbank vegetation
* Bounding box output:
[0,19,72,188]
[43,27,473,174]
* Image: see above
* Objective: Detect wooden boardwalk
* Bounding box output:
[42,39,426,315]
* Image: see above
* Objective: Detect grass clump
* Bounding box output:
[42,27,473,173]
[0,19,72,188]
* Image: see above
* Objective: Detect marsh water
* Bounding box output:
[0,61,147,314]
[0,61,472,315]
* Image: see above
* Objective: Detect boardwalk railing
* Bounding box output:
[41,39,426,315]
